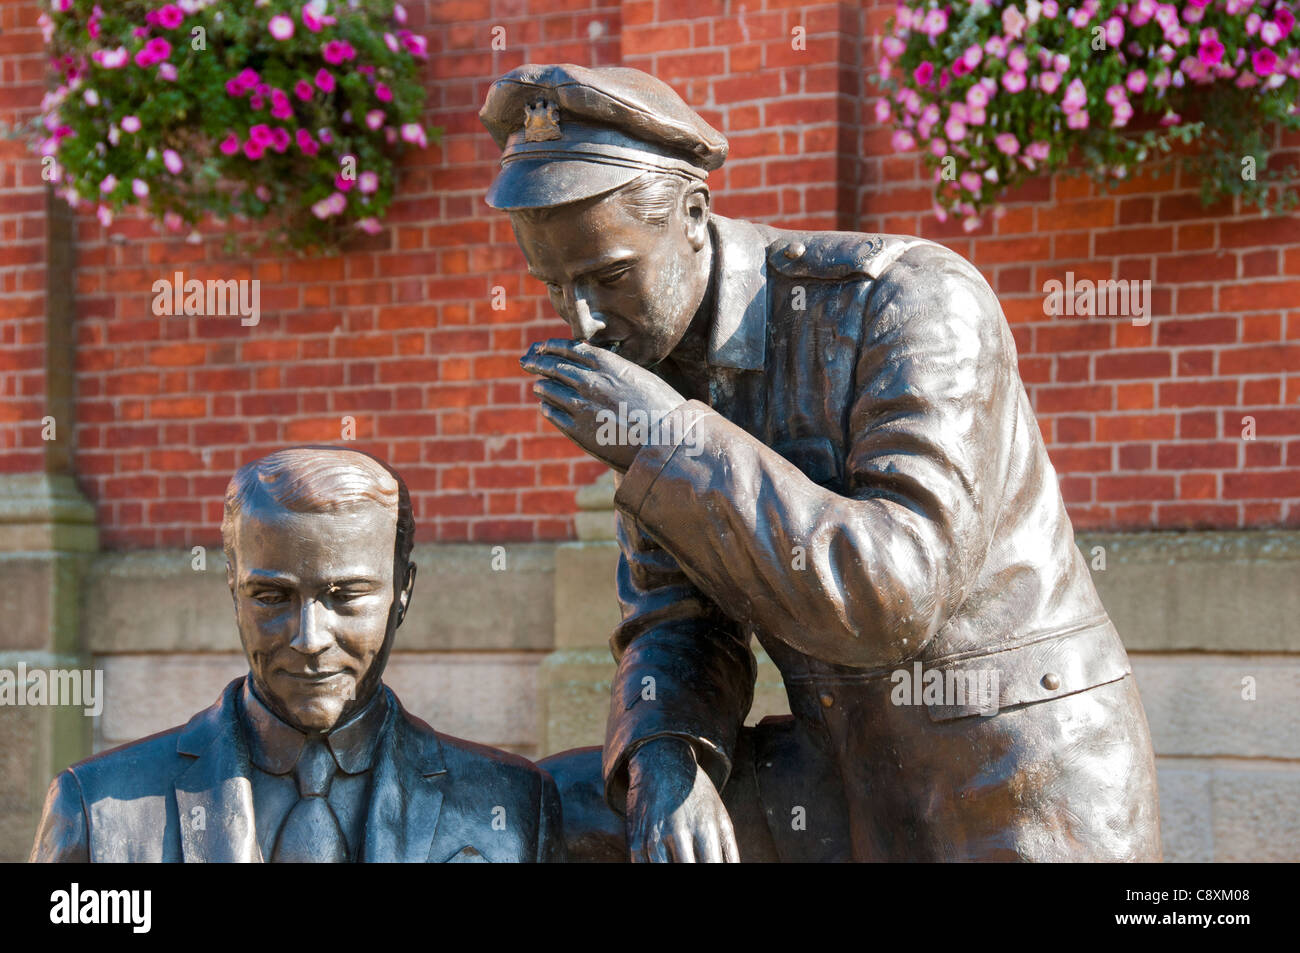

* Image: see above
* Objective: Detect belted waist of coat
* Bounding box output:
[782,615,1131,722]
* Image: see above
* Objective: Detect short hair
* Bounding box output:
[221,446,414,578]
[510,171,693,228]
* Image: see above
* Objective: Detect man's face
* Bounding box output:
[227,499,412,734]
[509,183,711,368]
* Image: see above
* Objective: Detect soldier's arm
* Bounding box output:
[613,242,1016,670]
[601,498,756,813]
[29,769,91,863]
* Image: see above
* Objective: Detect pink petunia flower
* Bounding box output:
[357,218,382,235]
[359,171,380,194]
[243,139,265,160]
[1062,77,1088,112]
[219,133,240,155]
[365,110,386,130]
[295,79,314,100]
[270,15,295,40]
[120,115,141,133]
[132,178,149,198]
[1126,69,1148,94]
[94,46,129,69]
[269,127,291,153]
[1002,6,1027,38]
[302,4,326,32]
[891,129,915,151]
[913,62,934,86]
[296,128,320,155]
[315,68,336,93]
[1253,47,1279,74]
[375,83,393,103]
[322,40,356,64]
[400,32,427,58]
[995,133,1020,155]
[163,149,183,174]
[157,4,183,29]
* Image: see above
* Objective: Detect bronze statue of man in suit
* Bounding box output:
[31,447,564,863]
[486,64,1163,862]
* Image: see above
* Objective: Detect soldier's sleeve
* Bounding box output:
[601,493,757,814]
[612,241,1015,670]
[29,769,91,863]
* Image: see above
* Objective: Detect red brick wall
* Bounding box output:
[858,0,1300,531]
[1,0,1297,548]
[0,0,50,473]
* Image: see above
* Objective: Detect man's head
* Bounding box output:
[508,172,712,367]
[221,447,415,734]
[481,64,727,368]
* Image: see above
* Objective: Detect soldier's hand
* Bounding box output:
[519,339,688,472]
[625,736,739,863]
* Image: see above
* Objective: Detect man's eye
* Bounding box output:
[597,268,631,285]
[253,590,288,605]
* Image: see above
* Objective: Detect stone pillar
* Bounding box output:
[539,471,623,756]
[0,188,98,861]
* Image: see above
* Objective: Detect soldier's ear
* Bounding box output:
[683,184,710,251]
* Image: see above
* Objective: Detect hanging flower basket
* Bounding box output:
[875,0,1300,231]
[32,0,436,253]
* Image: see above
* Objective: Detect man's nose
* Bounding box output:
[289,598,333,655]
[567,294,606,341]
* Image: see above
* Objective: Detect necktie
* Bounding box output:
[271,735,349,863]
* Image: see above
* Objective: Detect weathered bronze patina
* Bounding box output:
[487,63,1162,862]
[31,447,564,863]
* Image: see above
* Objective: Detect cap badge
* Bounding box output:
[523,100,562,142]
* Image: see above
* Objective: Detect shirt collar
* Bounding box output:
[705,215,769,371]
[240,677,388,776]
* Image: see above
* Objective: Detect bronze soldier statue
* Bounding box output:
[485,64,1162,862]
[31,447,564,862]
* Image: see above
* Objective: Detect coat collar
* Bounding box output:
[239,679,388,776]
[174,676,447,863]
[706,215,770,371]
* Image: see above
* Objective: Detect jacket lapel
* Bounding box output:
[362,688,447,863]
[174,677,261,863]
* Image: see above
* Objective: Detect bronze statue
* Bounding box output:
[30,447,564,862]
[485,64,1162,862]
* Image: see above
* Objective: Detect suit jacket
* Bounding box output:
[601,215,1161,860]
[31,678,565,863]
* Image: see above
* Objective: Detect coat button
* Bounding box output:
[1041,673,1061,691]
[784,241,806,259]
[819,692,834,708]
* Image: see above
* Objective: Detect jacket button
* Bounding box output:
[784,242,806,259]
[819,692,834,708]
[1041,673,1061,691]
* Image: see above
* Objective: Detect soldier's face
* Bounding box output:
[510,183,711,367]
[227,499,413,733]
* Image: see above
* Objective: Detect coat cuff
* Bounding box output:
[613,400,716,520]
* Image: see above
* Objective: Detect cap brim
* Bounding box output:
[484,157,643,210]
